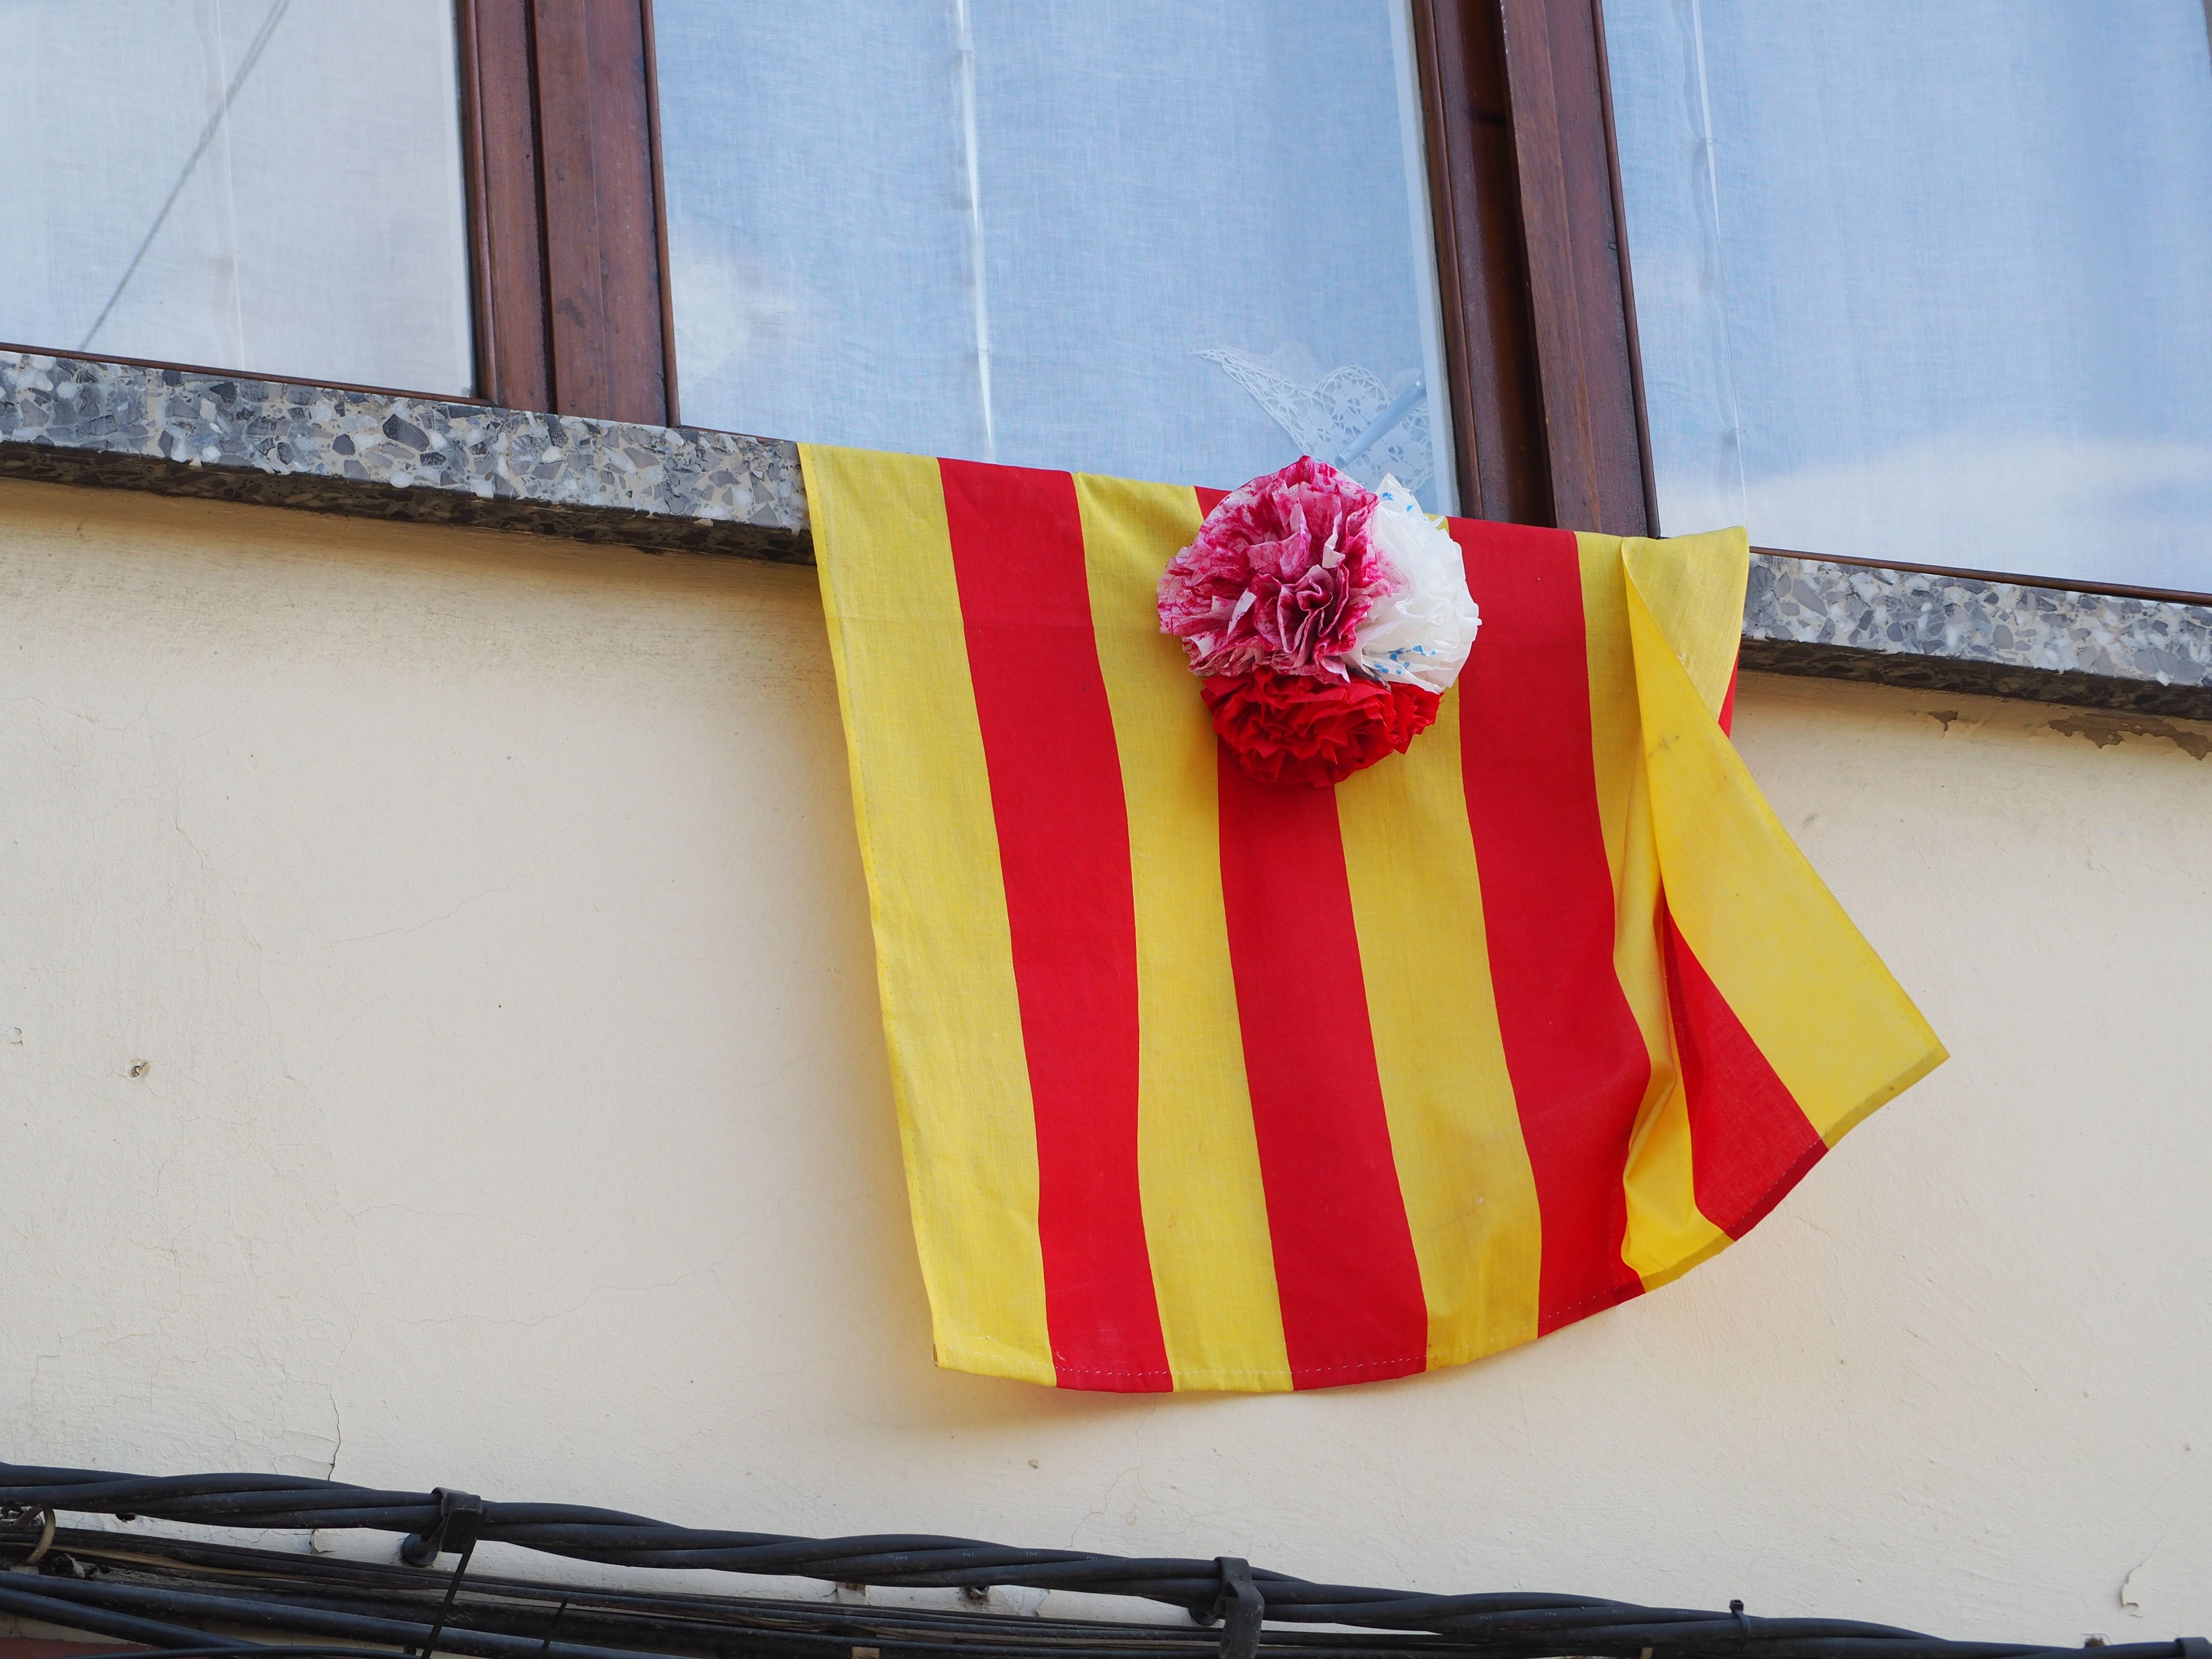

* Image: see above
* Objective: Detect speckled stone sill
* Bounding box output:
[0,349,808,562]
[6,350,2210,721]
[1741,558,2212,721]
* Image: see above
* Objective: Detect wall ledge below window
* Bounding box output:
[6,351,2209,722]
[0,349,810,562]
[1742,558,2212,721]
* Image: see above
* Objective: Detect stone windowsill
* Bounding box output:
[4,349,2209,722]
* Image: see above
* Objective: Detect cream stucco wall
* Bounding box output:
[2,479,2205,1644]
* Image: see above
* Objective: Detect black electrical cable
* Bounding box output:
[2,1465,2202,1659]
[12,1526,1402,1659]
[0,1539,1444,1659]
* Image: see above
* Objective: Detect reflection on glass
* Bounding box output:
[0,0,473,396]
[1606,0,2212,593]
[656,1,1457,510]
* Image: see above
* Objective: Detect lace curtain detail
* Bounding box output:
[1198,348,1434,500]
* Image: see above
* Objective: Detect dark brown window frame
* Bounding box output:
[460,0,680,428]
[1411,0,1654,537]
[12,0,2208,608]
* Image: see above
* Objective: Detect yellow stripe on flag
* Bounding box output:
[801,444,1054,1385]
[1074,472,1293,1393]
[1578,533,1644,895]
[1580,532,1733,1286]
[1336,687,1542,1367]
[1624,535,1946,1148]
[1623,530,1750,714]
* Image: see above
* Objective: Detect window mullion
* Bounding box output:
[461,0,675,426]
[1415,0,1653,536]
[1496,0,1650,536]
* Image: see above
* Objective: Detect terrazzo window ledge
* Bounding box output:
[1740,557,2212,721]
[0,349,810,563]
[6,349,2210,722]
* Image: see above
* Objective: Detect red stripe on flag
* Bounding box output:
[1215,752,1430,1388]
[940,458,1171,1391]
[1195,482,1426,1387]
[1451,520,1650,1333]
[1661,911,1827,1238]
[1719,663,1739,735]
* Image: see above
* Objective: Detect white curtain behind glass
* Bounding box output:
[657,1,1457,511]
[1606,0,2212,593]
[0,0,473,396]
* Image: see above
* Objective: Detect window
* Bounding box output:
[13,0,2206,606]
[1605,0,2212,596]
[655,1,1460,510]
[1,0,475,397]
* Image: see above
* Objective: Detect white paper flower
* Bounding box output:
[1347,476,1480,693]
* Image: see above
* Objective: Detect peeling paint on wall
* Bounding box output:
[2044,711,2212,760]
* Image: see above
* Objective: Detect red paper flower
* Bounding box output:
[1200,667,1442,788]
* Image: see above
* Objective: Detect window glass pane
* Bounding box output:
[1606,1,2212,593]
[0,0,473,396]
[657,1,1458,511]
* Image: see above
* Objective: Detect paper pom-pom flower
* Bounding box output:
[1159,459,1479,787]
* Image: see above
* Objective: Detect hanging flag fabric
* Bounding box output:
[803,445,1945,1394]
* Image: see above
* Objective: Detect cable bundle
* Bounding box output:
[1,1464,2200,1659]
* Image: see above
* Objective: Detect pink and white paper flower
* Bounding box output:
[1157,457,1483,787]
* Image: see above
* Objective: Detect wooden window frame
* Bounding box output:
[534,0,1657,538]
[483,0,1659,535]
[1410,0,1654,537]
[460,0,679,428]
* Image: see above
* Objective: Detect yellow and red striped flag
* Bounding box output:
[804,445,1944,1394]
